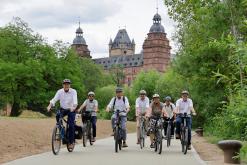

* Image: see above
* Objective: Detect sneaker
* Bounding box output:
[136,140,140,144]
[92,137,96,142]
[188,144,191,150]
[176,134,180,139]
[68,143,74,149]
[123,142,128,148]
[150,143,155,148]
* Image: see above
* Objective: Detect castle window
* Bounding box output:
[108,60,110,63]
[103,61,105,64]
[135,62,138,65]
[129,63,132,66]
[132,58,135,61]
[127,58,129,61]
[124,63,127,66]
[114,60,116,62]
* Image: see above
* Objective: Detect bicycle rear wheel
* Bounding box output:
[114,127,119,153]
[166,124,171,147]
[183,127,189,155]
[52,126,61,155]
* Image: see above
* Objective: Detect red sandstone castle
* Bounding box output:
[71,12,171,85]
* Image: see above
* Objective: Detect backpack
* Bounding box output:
[112,96,126,110]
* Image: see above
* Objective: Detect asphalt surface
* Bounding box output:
[4,133,206,165]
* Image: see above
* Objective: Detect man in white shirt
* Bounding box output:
[175,90,196,150]
[47,79,78,149]
[135,90,149,144]
[106,87,130,147]
[78,91,98,142]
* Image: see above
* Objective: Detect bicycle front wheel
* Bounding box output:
[140,125,145,149]
[158,129,163,154]
[88,123,93,146]
[184,127,189,155]
[114,127,119,153]
[166,124,171,147]
[52,126,61,155]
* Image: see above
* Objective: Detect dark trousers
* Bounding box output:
[91,116,97,138]
[56,109,76,144]
[82,116,97,138]
[175,116,192,145]
[164,117,175,136]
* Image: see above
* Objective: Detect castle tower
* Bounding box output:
[72,22,91,58]
[109,29,135,57]
[142,12,171,72]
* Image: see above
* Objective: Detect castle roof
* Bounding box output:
[149,13,165,33]
[94,53,143,69]
[110,29,134,49]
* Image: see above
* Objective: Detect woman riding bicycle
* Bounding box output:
[47,79,78,150]
[135,90,149,144]
[147,94,164,148]
[78,91,98,142]
[175,90,196,150]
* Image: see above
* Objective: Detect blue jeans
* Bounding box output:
[175,116,192,145]
[111,114,127,141]
[56,108,76,144]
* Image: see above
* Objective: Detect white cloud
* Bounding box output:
[0,0,176,59]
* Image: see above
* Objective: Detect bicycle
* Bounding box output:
[164,117,173,147]
[81,111,94,147]
[149,116,163,154]
[139,113,146,149]
[178,113,191,155]
[113,109,126,153]
[51,108,75,155]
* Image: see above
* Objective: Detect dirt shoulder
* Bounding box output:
[0,117,136,164]
[192,134,225,165]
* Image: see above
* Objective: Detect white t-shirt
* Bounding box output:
[163,103,176,118]
[82,99,98,116]
[176,98,193,114]
[135,97,149,115]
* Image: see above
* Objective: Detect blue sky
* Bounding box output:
[0,0,176,58]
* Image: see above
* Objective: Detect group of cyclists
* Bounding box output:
[47,79,196,151]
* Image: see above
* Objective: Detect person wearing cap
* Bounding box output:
[175,90,196,150]
[47,79,78,149]
[148,94,164,148]
[163,96,176,138]
[135,90,149,144]
[78,91,98,142]
[106,87,130,148]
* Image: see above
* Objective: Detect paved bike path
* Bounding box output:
[4,133,206,165]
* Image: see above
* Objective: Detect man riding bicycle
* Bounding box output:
[135,90,149,144]
[175,90,196,150]
[106,87,130,148]
[147,94,164,148]
[47,79,78,149]
[78,91,98,142]
[163,96,176,138]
